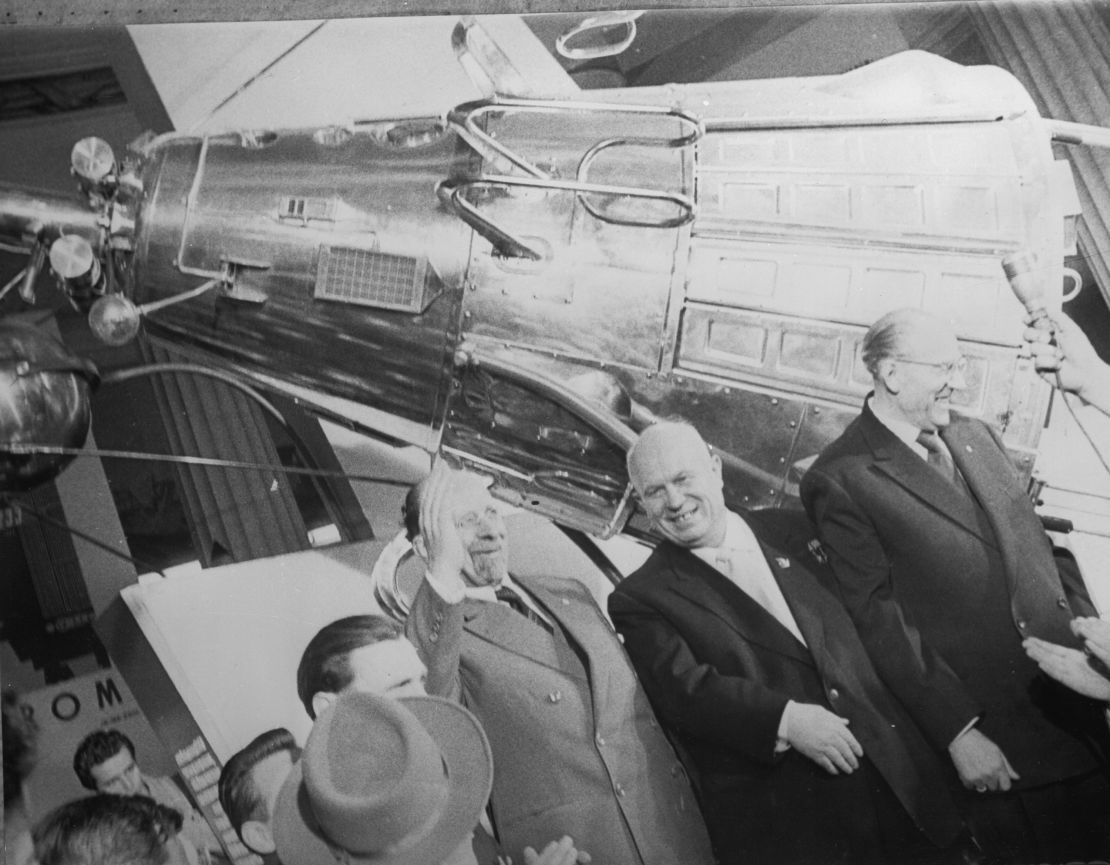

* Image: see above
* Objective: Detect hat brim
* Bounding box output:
[274,695,493,865]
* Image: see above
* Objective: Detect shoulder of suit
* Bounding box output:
[616,544,677,596]
[807,411,870,470]
[515,571,597,605]
[744,507,812,551]
[944,413,1005,449]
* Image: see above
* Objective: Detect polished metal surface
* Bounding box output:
[0,51,1086,535]
[0,321,98,491]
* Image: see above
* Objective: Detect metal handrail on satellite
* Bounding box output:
[437,97,704,257]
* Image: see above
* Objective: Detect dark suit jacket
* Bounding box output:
[608,509,962,865]
[801,405,1106,787]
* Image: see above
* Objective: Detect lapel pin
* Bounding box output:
[775,557,790,568]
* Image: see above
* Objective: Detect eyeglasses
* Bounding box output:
[894,355,968,377]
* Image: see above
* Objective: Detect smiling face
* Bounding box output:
[879,315,967,431]
[450,476,511,588]
[628,423,728,550]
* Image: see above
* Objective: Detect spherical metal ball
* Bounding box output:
[88,294,142,346]
[0,321,99,492]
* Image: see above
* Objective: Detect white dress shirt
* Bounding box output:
[692,510,807,752]
[869,397,957,464]
[692,511,806,646]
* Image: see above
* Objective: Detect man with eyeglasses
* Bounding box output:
[801,308,1110,863]
[403,465,715,865]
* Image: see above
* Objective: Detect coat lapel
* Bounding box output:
[941,420,1025,584]
[462,596,572,675]
[661,543,813,667]
[860,406,995,547]
[759,539,826,656]
[520,574,619,716]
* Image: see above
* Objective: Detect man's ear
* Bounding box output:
[240,820,275,855]
[877,359,901,394]
[311,691,336,720]
[412,534,428,562]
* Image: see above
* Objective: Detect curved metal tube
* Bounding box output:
[447,97,704,180]
[555,11,644,62]
[451,174,696,231]
[0,185,101,247]
[435,181,543,260]
[102,362,286,426]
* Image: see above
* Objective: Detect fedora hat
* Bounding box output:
[273,692,492,865]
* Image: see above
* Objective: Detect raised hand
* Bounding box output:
[417,463,472,592]
[1023,312,1110,413]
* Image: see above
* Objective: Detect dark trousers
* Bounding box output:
[962,769,1110,863]
[704,756,965,865]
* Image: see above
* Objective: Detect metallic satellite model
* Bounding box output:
[1,28,1104,540]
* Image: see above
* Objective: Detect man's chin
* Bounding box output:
[663,524,705,548]
[471,560,509,586]
[931,405,952,428]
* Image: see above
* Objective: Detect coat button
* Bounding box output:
[548,690,562,704]
[561,598,570,605]
[828,688,840,700]
[1016,619,1027,631]
[1057,597,1070,610]
[596,733,606,747]
[615,783,626,797]
[429,630,439,643]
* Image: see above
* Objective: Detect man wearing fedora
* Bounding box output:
[403,465,714,865]
[272,691,582,865]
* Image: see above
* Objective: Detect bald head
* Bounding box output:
[628,422,727,549]
[862,308,958,378]
[863,308,966,431]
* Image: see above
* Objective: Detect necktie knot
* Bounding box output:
[915,429,959,487]
[495,584,526,610]
[915,429,944,454]
[495,584,552,633]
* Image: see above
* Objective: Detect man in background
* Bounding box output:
[295,613,578,865]
[296,614,428,719]
[217,728,301,864]
[34,794,193,865]
[73,729,222,860]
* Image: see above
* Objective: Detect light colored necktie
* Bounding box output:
[716,547,806,645]
[916,430,959,487]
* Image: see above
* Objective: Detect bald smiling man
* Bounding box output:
[609,421,964,865]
